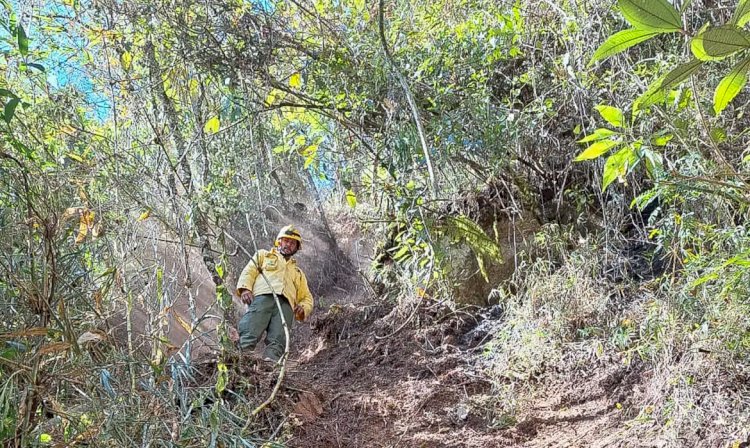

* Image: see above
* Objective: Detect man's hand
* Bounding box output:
[294,305,305,321]
[240,290,254,305]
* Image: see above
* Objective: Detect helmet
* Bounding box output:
[276,225,303,249]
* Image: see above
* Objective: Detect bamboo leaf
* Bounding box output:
[590,28,660,65]
[575,139,622,161]
[445,215,502,261]
[714,55,750,115]
[595,105,625,128]
[691,26,750,61]
[618,0,683,32]
[17,24,28,56]
[3,98,19,123]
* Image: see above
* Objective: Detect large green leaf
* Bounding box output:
[17,24,28,56]
[3,98,19,123]
[691,26,750,61]
[714,55,750,115]
[575,139,623,161]
[595,105,625,128]
[590,28,660,65]
[618,0,683,32]
[577,128,620,143]
[602,145,638,191]
[634,58,703,111]
[732,0,750,27]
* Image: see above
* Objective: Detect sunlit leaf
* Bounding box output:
[216,362,228,394]
[137,209,151,222]
[618,0,683,32]
[590,28,659,65]
[121,50,132,71]
[595,105,625,128]
[204,116,220,134]
[634,59,703,111]
[574,139,623,161]
[345,190,357,208]
[602,146,638,190]
[651,134,673,146]
[691,26,750,61]
[577,128,620,143]
[713,55,750,115]
[175,315,193,334]
[66,153,85,163]
[732,0,750,27]
[75,210,94,244]
[289,72,302,88]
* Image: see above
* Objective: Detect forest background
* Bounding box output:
[1,0,750,446]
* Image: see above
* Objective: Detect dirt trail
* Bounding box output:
[218,211,641,447]
[279,289,643,448]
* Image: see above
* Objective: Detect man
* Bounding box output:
[235,225,314,362]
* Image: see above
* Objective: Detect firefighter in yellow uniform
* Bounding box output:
[236,225,314,362]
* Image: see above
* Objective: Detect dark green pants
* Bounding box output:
[237,294,293,361]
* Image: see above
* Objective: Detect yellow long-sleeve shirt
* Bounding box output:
[235,249,314,319]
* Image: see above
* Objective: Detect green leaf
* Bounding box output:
[595,105,625,128]
[25,62,44,72]
[121,51,132,71]
[577,128,620,143]
[203,116,220,134]
[575,139,623,161]
[732,0,750,27]
[634,59,703,111]
[17,24,28,56]
[590,28,660,65]
[215,362,228,394]
[691,26,750,61]
[710,127,727,143]
[39,434,52,444]
[713,55,750,115]
[651,133,673,146]
[0,89,17,98]
[3,98,19,123]
[618,0,683,32]
[345,190,357,208]
[289,72,302,88]
[602,146,638,190]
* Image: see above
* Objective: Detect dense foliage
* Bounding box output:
[2,0,750,445]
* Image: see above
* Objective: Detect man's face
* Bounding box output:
[277,237,299,256]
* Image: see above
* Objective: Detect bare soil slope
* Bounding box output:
[282,296,651,448]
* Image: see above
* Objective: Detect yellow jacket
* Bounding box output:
[235,249,314,319]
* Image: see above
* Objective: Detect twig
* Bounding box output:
[378,0,436,193]
[375,298,422,340]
